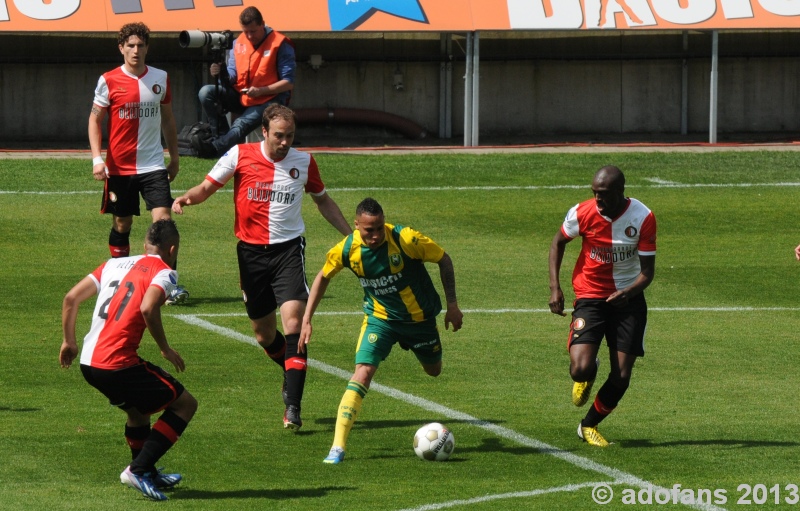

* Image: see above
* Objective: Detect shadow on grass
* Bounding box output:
[171,485,355,500]
[457,437,563,456]
[621,439,799,448]
[366,436,564,462]
[167,296,243,308]
[0,406,40,412]
[315,418,506,429]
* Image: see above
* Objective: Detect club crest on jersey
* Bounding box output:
[289,167,300,179]
[151,84,162,95]
[625,226,638,237]
[109,191,118,203]
[390,254,401,267]
[368,333,378,344]
[572,318,586,330]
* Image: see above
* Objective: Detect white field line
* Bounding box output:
[4,182,800,195]
[175,306,800,319]
[172,313,727,511]
[395,481,615,511]
[645,177,682,185]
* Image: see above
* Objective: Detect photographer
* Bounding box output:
[194,6,296,158]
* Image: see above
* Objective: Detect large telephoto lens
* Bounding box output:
[179,30,209,48]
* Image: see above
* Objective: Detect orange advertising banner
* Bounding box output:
[1,0,799,32]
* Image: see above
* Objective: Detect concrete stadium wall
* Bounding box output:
[1,31,799,147]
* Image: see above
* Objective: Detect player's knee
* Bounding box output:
[423,363,442,377]
[254,325,278,347]
[113,217,133,233]
[281,318,302,334]
[175,391,199,420]
[569,361,597,382]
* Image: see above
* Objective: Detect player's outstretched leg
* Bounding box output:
[323,380,368,464]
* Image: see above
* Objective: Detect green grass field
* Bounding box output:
[2,150,799,510]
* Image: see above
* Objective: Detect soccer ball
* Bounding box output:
[413,422,455,461]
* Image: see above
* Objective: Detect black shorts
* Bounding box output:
[236,237,309,320]
[568,294,648,357]
[80,360,185,415]
[101,170,173,217]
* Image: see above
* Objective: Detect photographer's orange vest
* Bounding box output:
[233,29,288,107]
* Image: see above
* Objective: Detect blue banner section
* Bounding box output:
[328,0,428,30]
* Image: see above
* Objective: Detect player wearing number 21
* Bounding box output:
[60,220,197,501]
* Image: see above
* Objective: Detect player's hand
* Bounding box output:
[606,290,629,308]
[161,347,186,372]
[92,162,108,181]
[172,196,191,215]
[549,289,566,316]
[794,244,800,260]
[298,321,312,354]
[59,340,78,368]
[166,159,179,182]
[444,303,463,332]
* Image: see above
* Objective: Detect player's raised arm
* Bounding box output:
[172,179,221,214]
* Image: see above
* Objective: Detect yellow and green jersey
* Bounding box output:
[322,223,444,322]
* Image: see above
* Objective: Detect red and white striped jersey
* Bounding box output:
[561,197,657,299]
[93,65,171,176]
[206,143,326,245]
[80,255,178,370]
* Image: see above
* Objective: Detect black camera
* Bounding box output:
[179,30,234,51]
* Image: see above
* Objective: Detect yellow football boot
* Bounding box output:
[578,423,610,447]
[571,357,599,406]
[572,380,595,407]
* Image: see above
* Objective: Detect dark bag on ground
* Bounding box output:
[177,122,213,157]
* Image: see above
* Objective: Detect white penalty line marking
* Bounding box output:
[5,182,800,195]
[172,313,726,511]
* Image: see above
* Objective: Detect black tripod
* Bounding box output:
[209,48,232,133]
